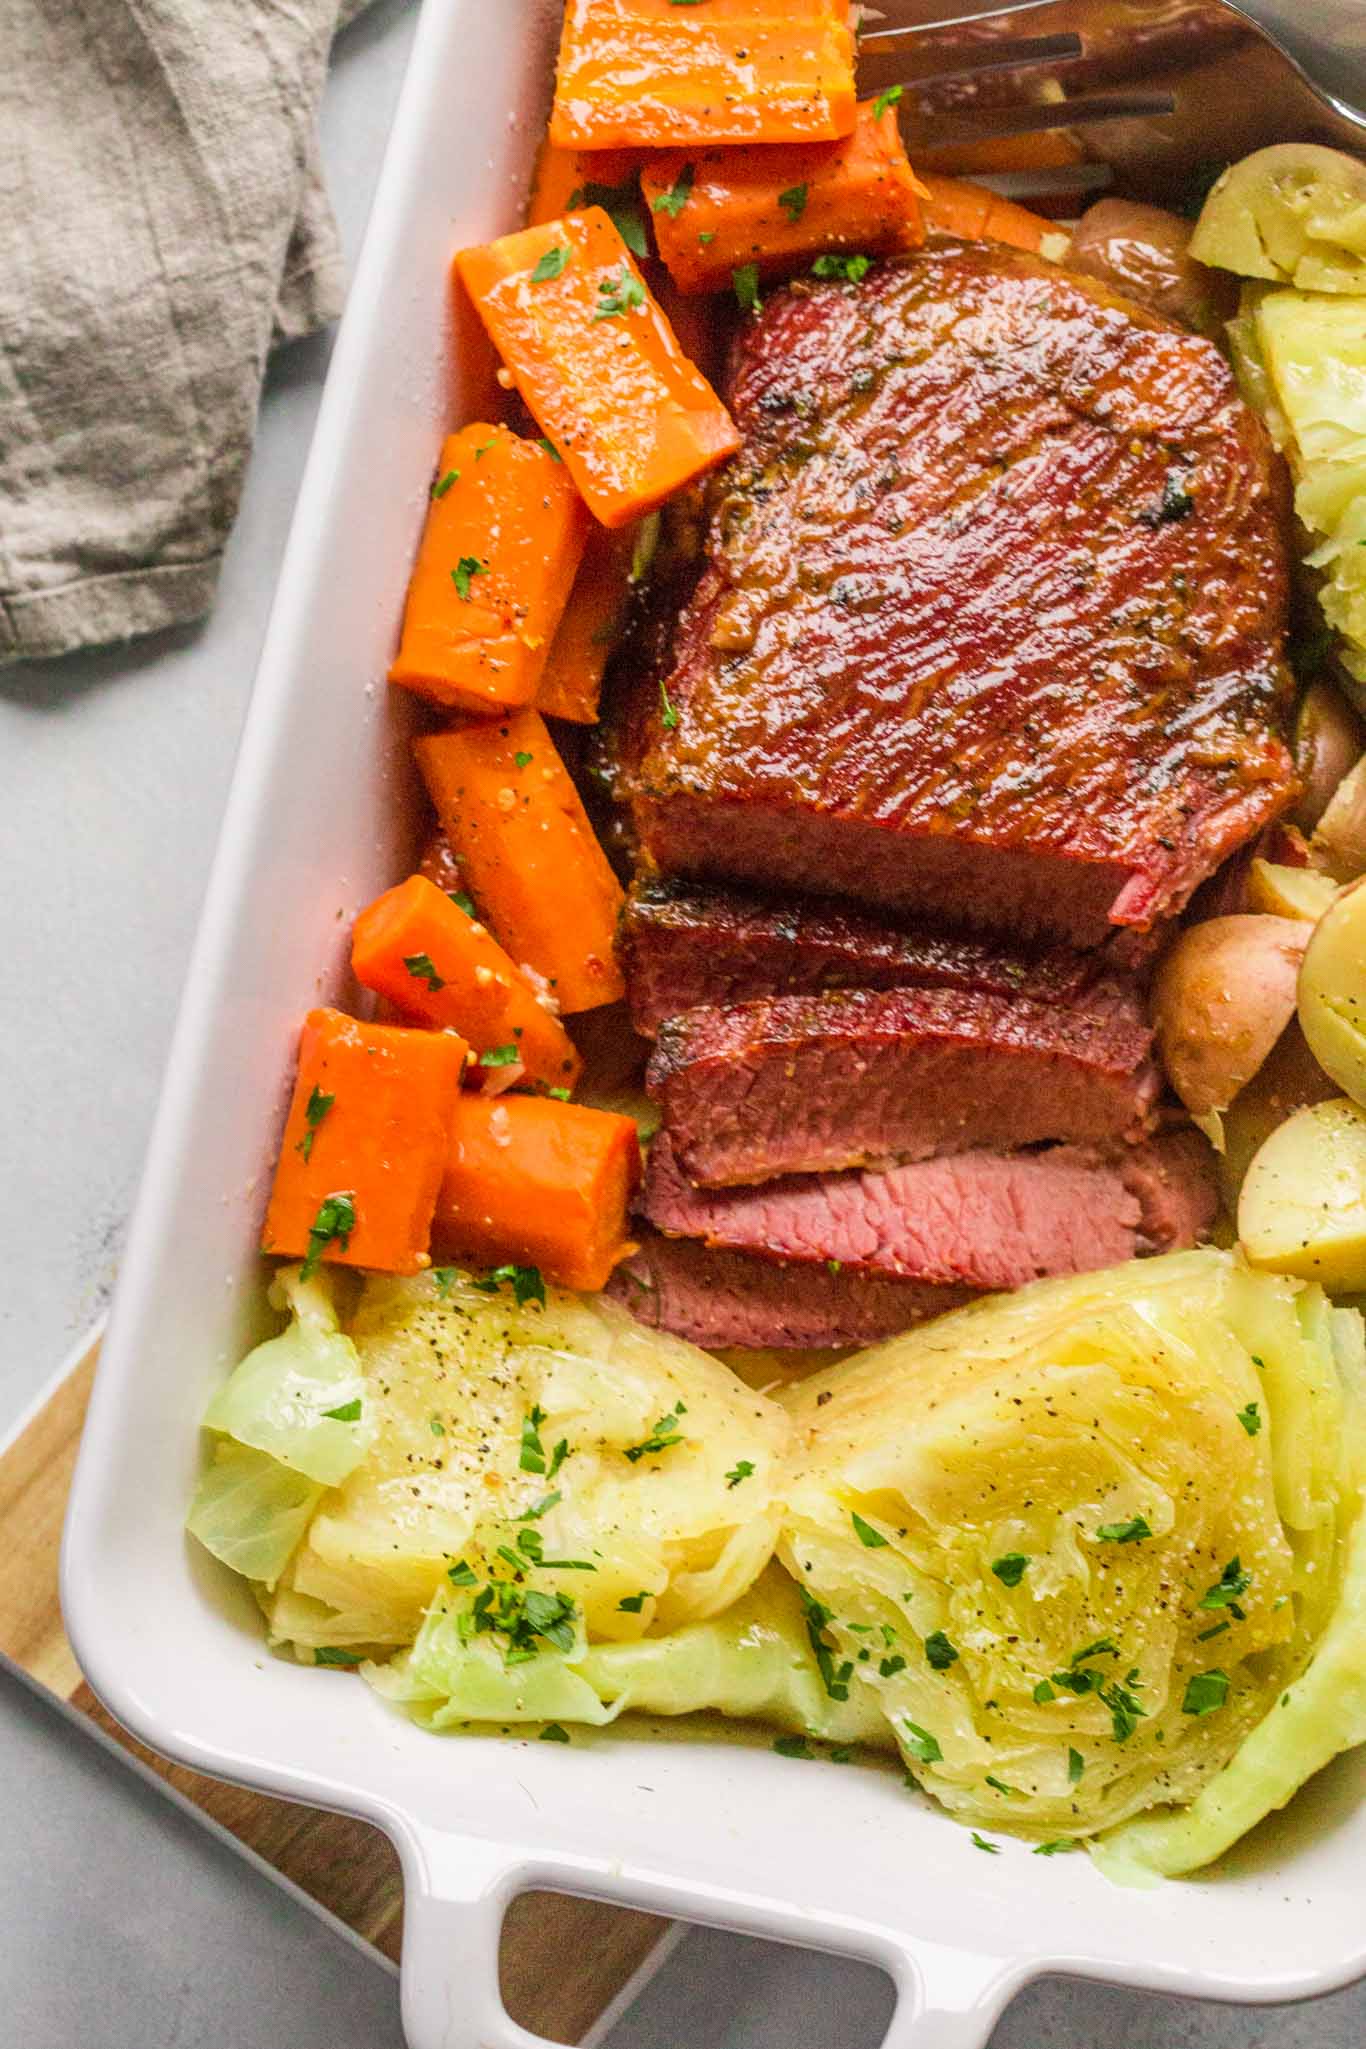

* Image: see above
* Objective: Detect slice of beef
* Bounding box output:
[647,979,1158,1187]
[608,1234,971,1351]
[642,1130,1217,1292]
[613,243,1294,950]
[620,876,1100,1036]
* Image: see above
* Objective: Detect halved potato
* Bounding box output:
[1299,879,1366,1106]
[1247,859,1339,923]
[1218,1022,1336,1211]
[1239,1098,1366,1290]
[1192,145,1366,293]
[1295,682,1364,834]
[1152,915,1310,1120]
[1312,755,1366,883]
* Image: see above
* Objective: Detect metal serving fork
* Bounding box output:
[857,0,1366,207]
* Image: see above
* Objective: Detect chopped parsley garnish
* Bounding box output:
[456,1579,578,1661]
[404,951,445,991]
[872,84,904,120]
[322,1398,362,1422]
[1049,1643,1144,1743]
[698,229,716,246]
[566,178,650,258]
[1199,1558,1252,1618]
[449,890,477,917]
[1183,1669,1230,1717]
[300,1191,356,1279]
[618,1592,649,1613]
[992,1553,1029,1588]
[902,1720,942,1766]
[452,556,487,601]
[659,679,679,730]
[431,468,459,498]
[725,1460,755,1489]
[1237,1401,1262,1436]
[431,1268,457,1297]
[1070,1637,1119,1665]
[545,1086,573,1101]
[1095,1516,1152,1545]
[593,267,647,320]
[851,1510,887,1549]
[474,1263,546,1308]
[540,1723,571,1742]
[774,1735,813,1759]
[538,437,562,462]
[474,438,497,459]
[984,1775,1017,1797]
[514,750,534,769]
[1033,1839,1079,1857]
[879,1654,907,1678]
[924,1630,959,1671]
[531,244,571,283]
[517,1404,567,1476]
[295,1085,335,1163]
[1197,1620,1230,1642]
[1102,1677,1147,1744]
[517,1492,562,1522]
[478,1044,521,1068]
[811,252,871,285]
[1067,1747,1085,1784]
[1033,1680,1055,1703]
[652,163,695,220]
[512,1526,595,1571]
[778,182,809,223]
[799,1587,853,1702]
[623,1402,687,1463]
[732,262,762,314]
[448,1560,478,1587]
[315,1646,362,1667]
[429,1416,445,1436]
[971,1832,999,1854]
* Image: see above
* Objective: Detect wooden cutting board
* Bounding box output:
[0,1339,671,2045]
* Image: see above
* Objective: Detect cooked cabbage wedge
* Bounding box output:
[367,1566,887,1746]
[777,1251,1366,1872]
[1227,285,1366,696]
[192,1267,789,1666]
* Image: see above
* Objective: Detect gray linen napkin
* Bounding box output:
[0,0,375,666]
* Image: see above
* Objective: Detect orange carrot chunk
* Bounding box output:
[262,1008,466,1278]
[527,141,644,229]
[551,0,857,151]
[455,209,739,530]
[388,422,589,716]
[536,521,635,725]
[433,1091,642,1293]
[917,173,1070,260]
[351,875,582,1094]
[642,100,927,295]
[415,711,626,1014]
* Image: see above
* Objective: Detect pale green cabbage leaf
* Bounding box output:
[186,1441,324,1590]
[201,1267,372,1486]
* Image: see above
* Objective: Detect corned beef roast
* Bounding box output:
[621,877,1101,1036]
[647,978,1158,1186]
[611,241,1295,952]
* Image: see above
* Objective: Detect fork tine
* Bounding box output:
[872,31,1084,84]
[857,0,1069,41]
[906,89,1180,153]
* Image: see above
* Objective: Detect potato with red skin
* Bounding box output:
[1294,680,1363,835]
[1152,915,1310,1122]
[1068,199,1236,336]
[1312,755,1366,883]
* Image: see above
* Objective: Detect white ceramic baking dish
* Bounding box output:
[62,4,1366,2045]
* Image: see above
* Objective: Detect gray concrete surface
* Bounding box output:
[1,3,1362,2043]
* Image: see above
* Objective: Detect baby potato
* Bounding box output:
[1192,144,1366,293]
[1067,199,1235,335]
[1312,754,1366,883]
[1152,915,1310,1119]
[1246,859,1338,923]
[1299,878,1366,1106]
[1239,1098,1366,1290]
[1294,680,1364,833]
[1218,1022,1336,1209]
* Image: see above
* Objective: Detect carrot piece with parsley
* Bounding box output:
[642,99,928,295]
[433,1092,641,1293]
[551,0,857,151]
[261,1009,466,1278]
[388,422,589,715]
[536,521,635,724]
[918,173,1069,260]
[414,711,626,1014]
[528,141,644,231]
[454,208,739,529]
[351,874,582,1094]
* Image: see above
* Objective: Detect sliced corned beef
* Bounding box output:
[647,980,1157,1187]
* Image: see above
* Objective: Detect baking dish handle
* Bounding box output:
[396,1828,1022,2049]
